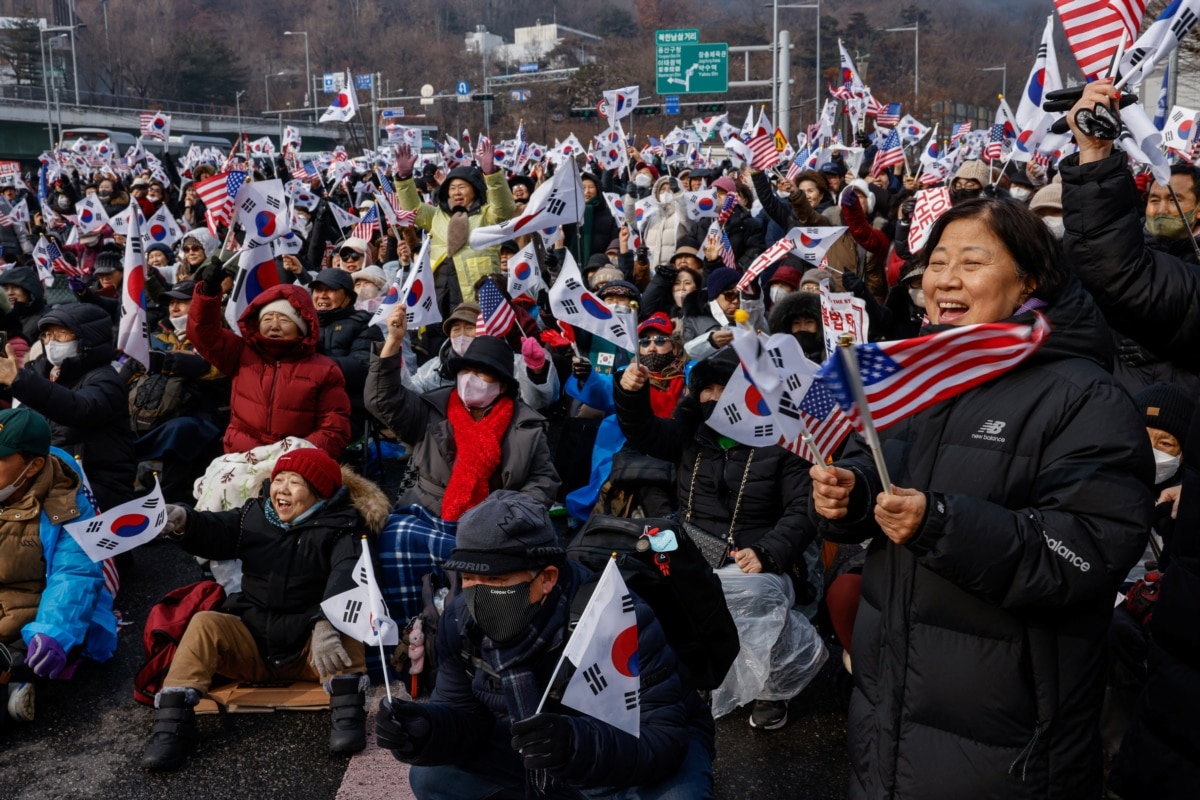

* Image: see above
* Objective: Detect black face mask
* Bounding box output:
[699,400,718,420]
[795,331,825,363]
[464,574,543,643]
[640,351,674,373]
[951,188,983,205]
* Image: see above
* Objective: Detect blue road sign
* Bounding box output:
[456,81,471,95]
[665,95,681,115]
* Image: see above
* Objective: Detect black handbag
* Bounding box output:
[682,450,755,570]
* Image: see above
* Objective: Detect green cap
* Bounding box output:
[0,407,52,458]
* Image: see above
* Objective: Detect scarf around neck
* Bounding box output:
[441,390,515,521]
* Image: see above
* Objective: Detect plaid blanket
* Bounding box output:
[378,504,458,622]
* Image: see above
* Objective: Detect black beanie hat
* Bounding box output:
[1135,383,1196,450]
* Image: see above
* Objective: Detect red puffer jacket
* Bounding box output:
[187,283,351,459]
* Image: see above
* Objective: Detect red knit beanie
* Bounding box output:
[272,448,343,499]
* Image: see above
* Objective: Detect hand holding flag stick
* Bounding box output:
[835,333,894,493]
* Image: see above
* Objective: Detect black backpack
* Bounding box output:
[566,515,739,691]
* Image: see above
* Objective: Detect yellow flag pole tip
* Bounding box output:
[733,309,750,324]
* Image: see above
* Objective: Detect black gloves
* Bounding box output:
[375,698,433,758]
[900,198,916,221]
[571,356,592,385]
[148,350,166,375]
[510,713,573,772]
[197,258,225,296]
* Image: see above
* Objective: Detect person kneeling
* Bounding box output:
[375,491,716,799]
[142,447,390,771]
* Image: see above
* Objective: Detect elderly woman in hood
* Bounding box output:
[187,267,352,461]
[392,142,516,315]
[0,303,136,512]
[626,174,702,272]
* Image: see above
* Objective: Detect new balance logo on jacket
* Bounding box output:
[972,419,1007,443]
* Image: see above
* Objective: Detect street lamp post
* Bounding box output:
[768,1,820,133]
[39,27,72,148]
[67,0,80,105]
[265,71,288,112]
[235,90,246,137]
[977,63,1007,101]
[283,31,312,122]
[884,21,919,108]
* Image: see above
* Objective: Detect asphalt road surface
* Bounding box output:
[2,518,852,800]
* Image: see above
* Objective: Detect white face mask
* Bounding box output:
[456,372,502,409]
[1008,186,1032,203]
[170,314,188,334]
[1153,447,1182,484]
[658,190,674,204]
[1043,216,1065,241]
[0,460,34,503]
[450,335,473,357]
[769,285,791,304]
[634,173,652,188]
[908,287,926,309]
[45,340,79,366]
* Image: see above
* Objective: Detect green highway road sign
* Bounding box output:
[656,35,728,95]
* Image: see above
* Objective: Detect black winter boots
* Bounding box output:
[142,688,199,771]
[328,674,367,754]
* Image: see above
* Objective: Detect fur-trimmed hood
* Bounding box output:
[341,465,390,535]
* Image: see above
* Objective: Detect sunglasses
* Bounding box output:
[181,245,203,253]
[720,290,739,301]
[638,335,671,347]
[339,250,363,261]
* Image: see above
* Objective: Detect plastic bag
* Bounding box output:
[709,566,828,718]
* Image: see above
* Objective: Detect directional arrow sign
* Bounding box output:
[656,32,728,95]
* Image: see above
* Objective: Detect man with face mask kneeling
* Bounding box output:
[376,490,716,799]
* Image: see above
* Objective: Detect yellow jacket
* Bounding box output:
[396,170,516,302]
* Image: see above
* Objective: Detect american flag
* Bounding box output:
[716,192,738,226]
[828,83,852,101]
[951,121,973,144]
[864,95,887,118]
[747,132,781,170]
[375,168,399,211]
[871,129,905,177]
[785,149,809,182]
[876,103,902,127]
[352,205,380,240]
[138,111,170,140]
[35,236,82,278]
[292,161,319,181]
[793,379,854,461]
[719,230,737,269]
[194,171,247,228]
[817,314,1051,432]
[1055,0,1147,80]
[983,123,1007,162]
[476,278,516,337]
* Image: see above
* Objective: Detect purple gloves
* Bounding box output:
[26,633,67,679]
[68,276,86,295]
[521,337,546,372]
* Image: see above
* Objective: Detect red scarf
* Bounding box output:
[441,391,515,521]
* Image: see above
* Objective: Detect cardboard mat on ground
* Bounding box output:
[196,680,329,714]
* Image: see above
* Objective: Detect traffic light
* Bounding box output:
[633,106,661,116]
[696,103,726,113]
[472,93,495,102]
[569,108,599,118]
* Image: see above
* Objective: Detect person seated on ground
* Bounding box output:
[0,265,49,351]
[365,307,560,621]
[133,280,228,503]
[0,304,135,513]
[187,266,351,461]
[615,347,826,730]
[0,407,117,724]
[143,447,391,771]
[309,268,383,441]
[683,267,766,362]
[565,312,685,521]
[375,491,717,800]
[403,301,559,411]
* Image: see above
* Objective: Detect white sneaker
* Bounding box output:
[7,681,34,722]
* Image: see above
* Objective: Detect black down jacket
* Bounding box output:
[314,304,382,407]
[813,278,1154,800]
[613,379,816,575]
[9,303,135,511]
[1061,150,1200,798]
[177,482,367,667]
[401,559,715,790]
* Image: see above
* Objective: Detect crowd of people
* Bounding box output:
[0,80,1197,798]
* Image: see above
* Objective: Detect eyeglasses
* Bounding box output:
[181,245,203,253]
[41,330,75,343]
[720,290,739,301]
[339,251,363,261]
[638,335,670,348]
